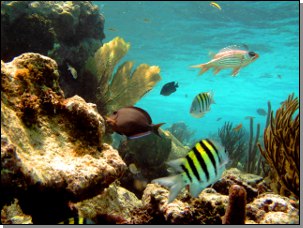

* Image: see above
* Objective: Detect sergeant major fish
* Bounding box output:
[152,138,228,203]
[190,45,259,77]
[58,216,94,224]
[190,91,215,118]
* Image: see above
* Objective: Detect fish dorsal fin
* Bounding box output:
[208,51,216,59]
[125,106,152,124]
[218,44,249,53]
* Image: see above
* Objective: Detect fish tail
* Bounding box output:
[209,90,215,104]
[151,123,165,138]
[190,63,210,76]
[152,174,185,203]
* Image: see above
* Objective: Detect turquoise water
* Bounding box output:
[96,1,299,141]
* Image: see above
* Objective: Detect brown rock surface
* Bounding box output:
[1,53,126,223]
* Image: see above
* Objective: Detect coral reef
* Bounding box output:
[222,185,247,224]
[1,53,126,223]
[218,121,247,169]
[84,37,162,115]
[258,93,299,199]
[246,193,299,224]
[141,183,228,224]
[75,183,143,224]
[1,199,32,224]
[1,1,105,99]
[117,129,189,199]
[138,168,298,224]
[165,121,196,146]
[1,1,104,63]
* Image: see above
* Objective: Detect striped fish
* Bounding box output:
[58,216,94,224]
[152,138,228,203]
[190,91,215,118]
[190,45,259,77]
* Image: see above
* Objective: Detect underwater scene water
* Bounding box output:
[0,1,300,225]
[99,1,299,140]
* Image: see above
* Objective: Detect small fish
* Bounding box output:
[67,63,78,79]
[160,81,179,96]
[277,74,282,79]
[129,163,140,175]
[210,2,221,10]
[256,108,267,116]
[190,45,259,77]
[152,138,228,203]
[216,117,222,121]
[143,18,151,23]
[108,27,117,32]
[190,91,215,118]
[58,216,94,224]
[105,106,165,139]
[233,123,242,132]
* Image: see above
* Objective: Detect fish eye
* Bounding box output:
[248,51,256,57]
[113,111,117,115]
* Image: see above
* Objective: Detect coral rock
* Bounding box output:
[213,168,264,203]
[76,183,142,224]
[246,193,299,224]
[1,53,126,223]
[1,199,32,224]
[142,184,228,224]
[1,1,104,63]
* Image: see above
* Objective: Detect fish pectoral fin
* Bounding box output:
[189,182,206,198]
[231,67,240,76]
[152,174,185,203]
[213,67,221,75]
[166,158,187,173]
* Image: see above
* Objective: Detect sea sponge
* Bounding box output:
[222,184,247,224]
[258,93,299,198]
[84,37,161,115]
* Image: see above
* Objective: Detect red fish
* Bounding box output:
[190,45,259,77]
[105,106,165,139]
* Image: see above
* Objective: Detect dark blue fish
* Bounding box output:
[160,81,178,96]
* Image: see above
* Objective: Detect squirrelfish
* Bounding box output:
[190,91,215,118]
[233,123,242,132]
[152,138,228,203]
[190,45,259,77]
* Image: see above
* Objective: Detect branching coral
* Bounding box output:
[165,122,196,146]
[218,122,247,168]
[84,37,161,115]
[258,93,299,198]
[245,117,261,174]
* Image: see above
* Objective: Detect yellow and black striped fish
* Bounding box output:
[58,216,94,224]
[190,91,215,118]
[152,138,228,203]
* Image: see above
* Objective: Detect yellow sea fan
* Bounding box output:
[85,37,161,115]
